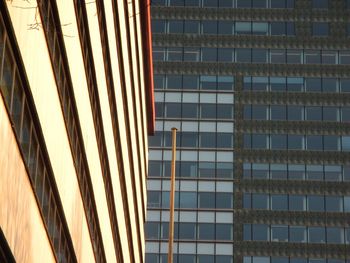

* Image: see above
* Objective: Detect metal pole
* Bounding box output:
[167,128,177,263]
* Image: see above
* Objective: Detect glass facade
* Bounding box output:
[147,1,350,262]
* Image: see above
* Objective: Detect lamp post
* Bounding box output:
[167,127,177,263]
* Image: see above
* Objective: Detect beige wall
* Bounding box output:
[0,95,56,263]
[5,2,94,262]
[3,0,151,261]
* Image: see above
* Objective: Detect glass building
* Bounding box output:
[146,0,350,263]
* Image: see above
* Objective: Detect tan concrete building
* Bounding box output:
[0,0,154,262]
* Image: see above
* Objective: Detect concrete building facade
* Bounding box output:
[0,0,154,262]
[146,0,350,262]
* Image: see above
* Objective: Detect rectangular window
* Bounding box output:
[219,21,234,35]
[308,195,325,211]
[236,48,252,62]
[308,227,326,243]
[288,165,305,180]
[252,22,268,35]
[200,75,217,90]
[252,134,268,149]
[252,163,269,179]
[168,20,184,34]
[271,194,288,210]
[252,105,268,120]
[312,0,328,8]
[198,223,215,240]
[252,224,270,241]
[202,21,218,34]
[152,20,166,33]
[271,225,288,242]
[252,49,268,63]
[252,193,269,209]
[325,196,343,212]
[184,47,200,61]
[289,195,306,210]
[271,105,286,120]
[271,77,286,91]
[340,51,350,64]
[252,77,269,90]
[218,48,235,62]
[305,50,321,64]
[312,22,329,36]
[184,20,200,34]
[198,192,215,208]
[271,49,286,63]
[202,48,217,62]
[236,22,251,35]
[237,0,252,8]
[290,226,307,242]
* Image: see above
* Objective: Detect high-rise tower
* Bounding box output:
[146,0,350,262]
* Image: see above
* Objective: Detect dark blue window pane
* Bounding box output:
[312,0,328,8]
[313,22,329,36]
[237,0,252,7]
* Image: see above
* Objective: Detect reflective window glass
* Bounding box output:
[236,48,251,62]
[306,135,323,150]
[202,21,218,34]
[252,224,269,241]
[309,227,326,243]
[252,163,269,179]
[237,0,252,8]
[252,105,268,120]
[271,164,287,179]
[152,20,166,33]
[271,77,286,91]
[216,224,233,240]
[271,194,288,210]
[290,226,307,242]
[288,135,304,150]
[183,75,199,90]
[198,192,215,208]
[216,193,233,208]
[198,223,215,240]
[327,227,344,244]
[180,192,197,208]
[306,165,323,180]
[252,134,268,149]
[252,193,269,209]
[342,136,350,151]
[184,20,200,34]
[244,224,252,240]
[271,105,286,120]
[271,49,286,63]
[313,22,329,36]
[305,50,321,64]
[168,20,183,33]
[252,0,266,8]
[219,21,234,35]
[323,107,339,121]
[217,104,234,119]
[252,22,268,35]
[312,0,328,8]
[308,195,325,211]
[289,195,306,211]
[271,225,288,242]
[252,49,268,63]
[201,104,216,118]
[167,75,182,89]
[325,196,343,212]
[182,103,198,118]
[271,135,287,149]
[322,78,337,92]
[179,223,196,239]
